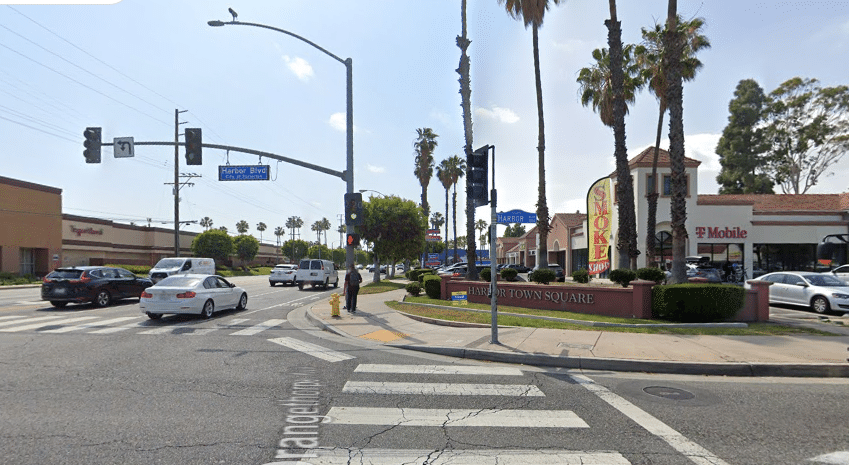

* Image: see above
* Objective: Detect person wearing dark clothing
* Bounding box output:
[343,264,362,313]
[723,261,733,282]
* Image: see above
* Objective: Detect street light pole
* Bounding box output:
[208,14,355,269]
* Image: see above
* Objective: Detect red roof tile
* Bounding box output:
[698,193,849,212]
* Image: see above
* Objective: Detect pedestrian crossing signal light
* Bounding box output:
[346,233,360,247]
[468,145,489,206]
[83,127,102,163]
[185,128,202,165]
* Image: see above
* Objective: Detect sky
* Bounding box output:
[3,0,849,247]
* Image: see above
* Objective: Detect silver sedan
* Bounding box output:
[139,274,248,319]
[746,271,849,314]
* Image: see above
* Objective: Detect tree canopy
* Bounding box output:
[503,223,527,237]
[233,235,259,262]
[191,229,233,264]
[360,196,426,267]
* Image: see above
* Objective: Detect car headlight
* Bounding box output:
[831,293,849,299]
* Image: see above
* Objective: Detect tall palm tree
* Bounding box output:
[431,212,445,232]
[447,155,466,264]
[199,217,213,231]
[256,222,267,243]
[637,15,710,268]
[218,226,228,234]
[319,217,332,246]
[498,0,562,270]
[413,128,438,220]
[311,221,322,243]
[236,220,249,235]
[475,219,488,261]
[577,45,643,126]
[458,0,476,276]
[285,216,303,262]
[274,226,285,263]
[436,159,453,260]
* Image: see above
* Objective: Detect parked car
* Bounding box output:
[746,271,849,314]
[148,257,215,284]
[41,266,153,308]
[686,264,723,283]
[505,264,531,273]
[824,264,849,284]
[140,274,247,319]
[295,259,339,290]
[269,264,298,286]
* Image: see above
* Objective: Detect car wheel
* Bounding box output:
[270,282,276,287]
[236,293,248,310]
[298,282,304,290]
[324,279,329,289]
[201,300,214,319]
[50,301,68,308]
[94,290,111,307]
[146,312,162,320]
[333,277,339,288]
[811,296,830,314]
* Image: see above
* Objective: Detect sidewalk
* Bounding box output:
[304,286,849,378]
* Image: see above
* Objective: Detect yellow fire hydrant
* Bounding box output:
[330,293,341,318]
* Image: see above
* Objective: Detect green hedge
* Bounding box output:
[653,284,744,322]
[417,269,436,284]
[609,268,637,287]
[636,267,666,284]
[405,282,422,297]
[480,267,492,282]
[422,274,442,299]
[500,268,518,281]
[572,268,590,283]
[529,268,555,285]
[105,264,151,276]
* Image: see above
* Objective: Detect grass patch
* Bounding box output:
[360,280,407,295]
[216,266,273,277]
[388,299,835,336]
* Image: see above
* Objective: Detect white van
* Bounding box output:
[295,259,338,290]
[148,257,215,283]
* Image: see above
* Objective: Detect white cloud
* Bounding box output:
[282,55,314,82]
[328,112,360,133]
[367,164,385,173]
[475,106,520,124]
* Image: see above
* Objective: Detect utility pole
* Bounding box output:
[174,109,188,256]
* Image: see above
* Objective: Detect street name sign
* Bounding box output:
[218,165,270,181]
[497,209,537,224]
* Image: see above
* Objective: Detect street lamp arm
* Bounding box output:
[210,20,347,65]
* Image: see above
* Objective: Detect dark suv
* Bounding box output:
[41,266,153,308]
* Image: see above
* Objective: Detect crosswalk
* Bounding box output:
[0,314,287,337]
[271,363,632,464]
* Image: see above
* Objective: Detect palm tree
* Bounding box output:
[273,226,285,263]
[285,216,304,262]
[637,14,710,268]
[236,220,249,235]
[256,222,267,243]
[199,217,213,231]
[458,0,475,275]
[446,155,466,264]
[218,226,228,234]
[431,212,445,233]
[436,159,453,261]
[311,221,322,243]
[475,219,488,262]
[413,128,438,220]
[498,0,562,270]
[577,45,643,127]
[319,217,332,246]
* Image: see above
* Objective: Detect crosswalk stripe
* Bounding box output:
[276,448,630,464]
[1,316,98,332]
[41,316,140,333]
[186,328,218,336]
[0,315,29,322]
[268,337,355,362]
[229,319,286,336]
[354,364,524,376]
[88,320,150,334]
[342,381,544,397]
[326,407,588,428]
[224,318,250,327]
[0,315,64,328]
[138,325,179,335]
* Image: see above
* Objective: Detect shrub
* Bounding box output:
[417,269,436,284]
[529,268,555,285]
[480,267,492,282]
[636,267,666,284]
[422,274,442,299]
[500,268,518,281]
[405,282,422,297]
[572,268,590,283]
[105,264,151,276]
[609,268,637,287]
[653,284,744,322]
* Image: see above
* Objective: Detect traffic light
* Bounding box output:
[185,128,202,165]
[346,233,360,247]
[468,145,489,206]
[344,192,363,226]
[83,127,102,163]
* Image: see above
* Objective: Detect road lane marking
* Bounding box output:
[0,315,64,327]
[271,448,630,464]
[268,337,355,362]
[41,316,140,333]
[0,315,29,322]
[230,319,286,336]
[354,364,524,376]
[326,407,587,428]
[88,320,150,334]
[341,381,544,396]
[1,316,98,332]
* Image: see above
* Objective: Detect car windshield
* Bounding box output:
[47,269,85,279]
[802,274,845,287]
[155,276,203,287]
[155,258,185,268]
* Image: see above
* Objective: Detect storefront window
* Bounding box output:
[655,231,672,269]
[696,243,744,270]
[753,243,817,274]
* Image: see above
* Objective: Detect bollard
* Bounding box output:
[330,293,341,318]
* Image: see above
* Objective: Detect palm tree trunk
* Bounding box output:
[646,105,665,268]
[452,188,459,264]
[665,0,688,284]
[459,0,476,278]
[532,23,549,269]
[445,188,450,265]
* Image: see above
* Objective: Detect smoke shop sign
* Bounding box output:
[694,226,748,240]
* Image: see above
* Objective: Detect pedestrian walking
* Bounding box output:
[343,264,362,313]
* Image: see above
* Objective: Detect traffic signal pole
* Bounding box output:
[174,109,188,256]
[488,146,498,344]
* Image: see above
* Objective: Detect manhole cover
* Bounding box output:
[643,386,695,400]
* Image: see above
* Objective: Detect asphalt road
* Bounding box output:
[0,276,847,464]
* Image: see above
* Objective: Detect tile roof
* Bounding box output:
[610,146,701,177]
[697,193,849,212]
[553,212,587,227]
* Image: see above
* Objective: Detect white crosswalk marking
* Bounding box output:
[138,325,181,335]
[354,364,524,376]
[0,315,29,322]
[281,448,630,464]
[0,315,64,328]
[229,319,286,336]
[88,320,150,334]
[268,337,355,362]
[326,407,588,428]
[1,316,98,332]
[41,316,140,333]
[341,381,544,396]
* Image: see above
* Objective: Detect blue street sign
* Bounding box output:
[218,165,270,181]
[497,209,537,224]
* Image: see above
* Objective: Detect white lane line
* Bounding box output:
[223,318,250,327]
[138,325,179,335]
[1,316,98,332]
[571,373,730,465]
[41,316,140,333]
[327,407,588,428]
[186,328,218,336]
[230,319,286,336]
[0,315,29,322]
[354,364,524,376]
[0,315,64,327]
[275,448,630,464]
[251,294,323,314]
[342,382,544,397]
[89,320,150,334]
[268,337,355,362]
